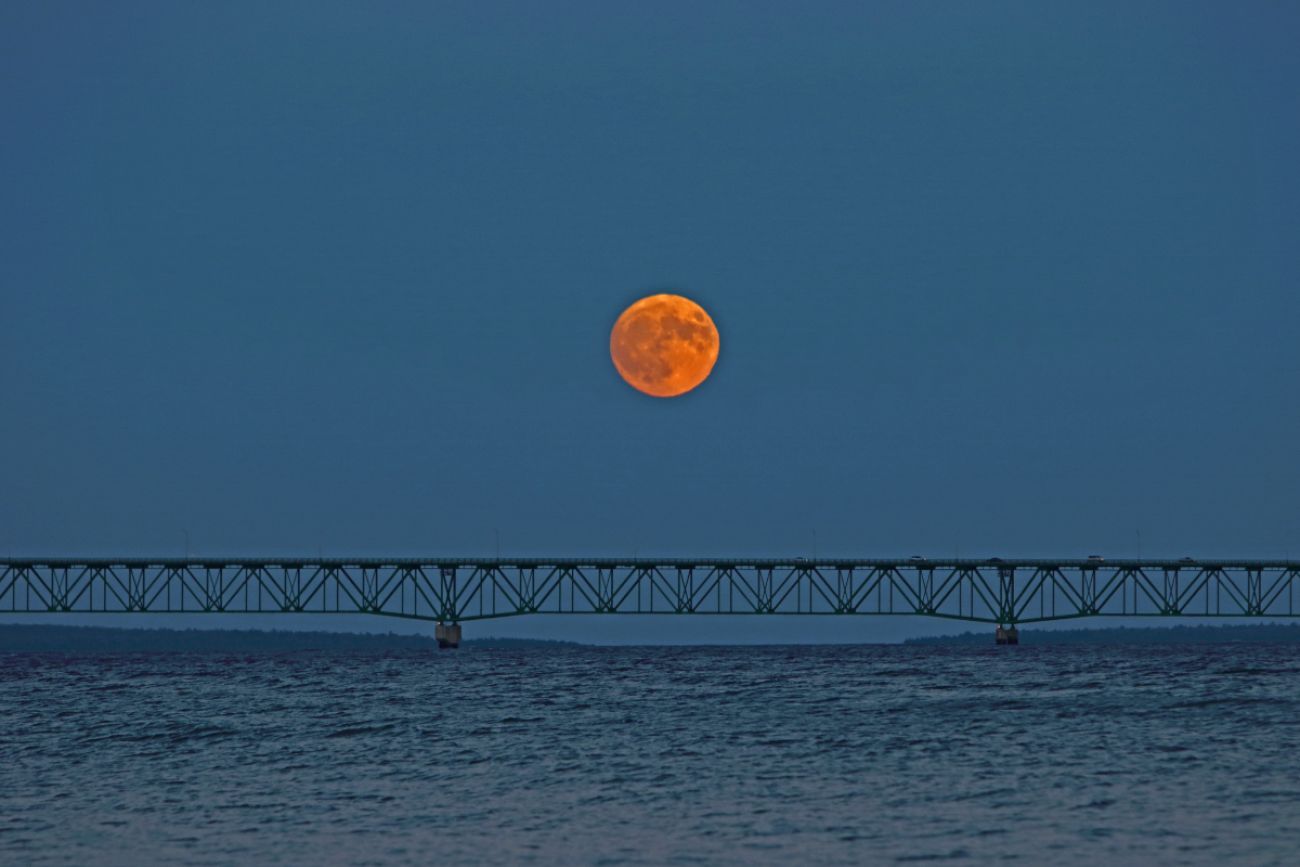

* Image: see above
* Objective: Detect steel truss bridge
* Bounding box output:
[2,558,1298,630]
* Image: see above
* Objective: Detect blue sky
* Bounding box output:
[2,2,1297,641]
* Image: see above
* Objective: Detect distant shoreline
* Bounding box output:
[0,624,582,653]
[905,623,1300,645]
[1,622,1299,652]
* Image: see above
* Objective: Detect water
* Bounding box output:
[3,644,1299,865]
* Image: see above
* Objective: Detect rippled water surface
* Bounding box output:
[3,644,1300,865]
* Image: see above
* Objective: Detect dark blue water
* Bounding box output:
[3,645,1299,865]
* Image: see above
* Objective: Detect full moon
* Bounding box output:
[610,294,720,398]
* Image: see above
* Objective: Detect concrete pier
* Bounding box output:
[435,622,462,649]
[995,625,1019,645]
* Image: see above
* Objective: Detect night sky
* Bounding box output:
[2,2,1297,641]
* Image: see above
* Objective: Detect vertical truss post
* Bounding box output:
[50,566,70,611]
[998,566,1016,625]
[284,565,302,611]
[519,566,536,613]
[756,567,774,613]
[1081,563,1098,615]
[918,566,935,615]
[595,567,613,612]
[675,567,694,613]
[836,567,853,613]
[1246,568,1263,616]
[203,566,224,612]
[438,566,458,623]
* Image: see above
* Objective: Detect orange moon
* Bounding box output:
[610,294,720,398]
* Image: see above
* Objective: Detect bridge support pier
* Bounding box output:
[995,625,1019,646]
[435,622,461,649]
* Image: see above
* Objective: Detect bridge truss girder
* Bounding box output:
[1,559,1298,626]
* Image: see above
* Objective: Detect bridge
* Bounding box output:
[3,557,1298,645]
